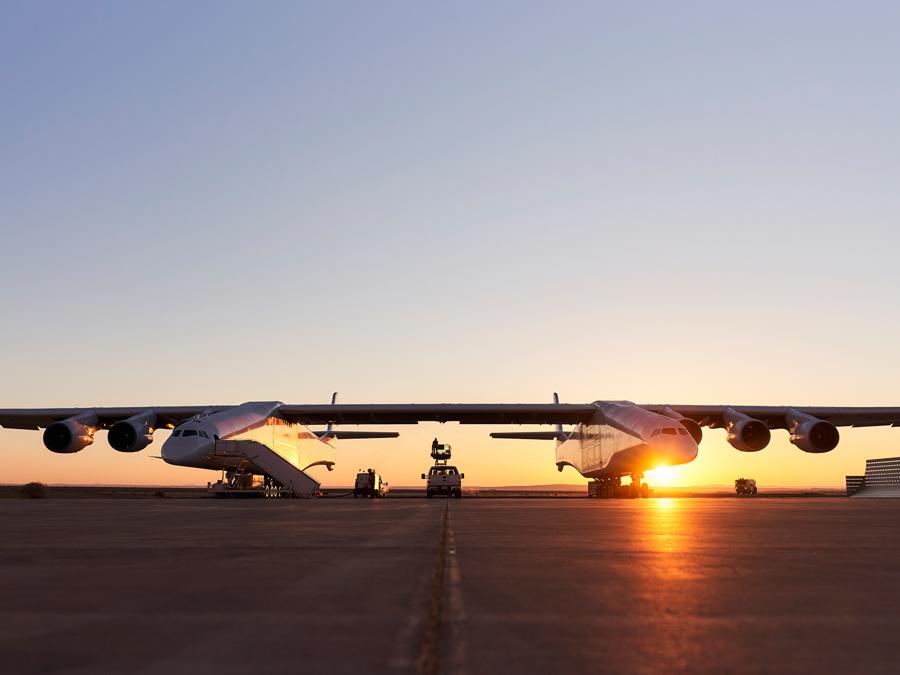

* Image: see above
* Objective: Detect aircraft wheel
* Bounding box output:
[640,483,650,499]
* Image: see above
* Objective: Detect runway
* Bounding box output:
[1,497,899,674]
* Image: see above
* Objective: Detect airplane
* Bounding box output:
[3,394,900,497]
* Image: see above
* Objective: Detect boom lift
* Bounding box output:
[422,438,464,498]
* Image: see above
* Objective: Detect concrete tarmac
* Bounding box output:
[1,497,899,674]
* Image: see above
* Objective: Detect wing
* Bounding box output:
[642,405,900,429]
[0,406,228,430]
[277,403,597,425]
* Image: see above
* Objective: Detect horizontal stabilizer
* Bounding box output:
[491,431,564,441]
[316,430,400,440]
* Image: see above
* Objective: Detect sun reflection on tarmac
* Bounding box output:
[613,497,700,668]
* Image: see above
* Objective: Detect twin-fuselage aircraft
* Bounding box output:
[3,395,900,497]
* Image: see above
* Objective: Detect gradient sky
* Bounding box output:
[2,1,900,488]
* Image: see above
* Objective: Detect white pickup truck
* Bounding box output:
[422,465,464,498]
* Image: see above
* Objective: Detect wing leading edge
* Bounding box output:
[4,403,900,431]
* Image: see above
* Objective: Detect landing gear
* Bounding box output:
[588,476,621,498]
[588,474,651,499]
[630,473,650,499]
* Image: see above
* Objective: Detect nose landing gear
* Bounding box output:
[630,473,650,499]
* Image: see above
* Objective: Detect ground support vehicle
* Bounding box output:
[353,469,389,498]
[422,438,464,498]
[735,477,758,495]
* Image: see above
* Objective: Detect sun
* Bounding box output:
[646,465,678,486]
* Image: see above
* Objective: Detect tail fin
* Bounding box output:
[320,392,338,440]
[315,392,399,440]
[553,392,567,443]
[490,393,568,444]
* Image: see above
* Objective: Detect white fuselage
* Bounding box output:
[556,401,698,478]
[161,401,335,475]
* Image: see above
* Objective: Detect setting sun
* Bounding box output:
[646,465,678,486]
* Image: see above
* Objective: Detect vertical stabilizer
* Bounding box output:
[320,392,339,440]
[553,392,567,444]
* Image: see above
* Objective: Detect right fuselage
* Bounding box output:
[556,401,698,478]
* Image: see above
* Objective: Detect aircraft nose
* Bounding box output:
[650,433,699,466]
[161,436,213,467]
[678,435,699,462]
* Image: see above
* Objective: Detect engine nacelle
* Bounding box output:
[43,413,98,454]
[659,406,703,444]
[723,407,771,452]
[108,411,157,453]
[787,409,839,453]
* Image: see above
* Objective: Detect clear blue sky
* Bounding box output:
[2,1,900,487]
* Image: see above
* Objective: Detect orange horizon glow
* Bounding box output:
[2,418,895,489]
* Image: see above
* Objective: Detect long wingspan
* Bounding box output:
[0,402,598,431]
[277,403,598,425]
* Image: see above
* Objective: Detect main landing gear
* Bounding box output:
[588,473,650,499]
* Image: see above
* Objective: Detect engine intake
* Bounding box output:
[723,408,771,452]
[43,413,97,454]
[787,409,839,453]
[108,411,157,453]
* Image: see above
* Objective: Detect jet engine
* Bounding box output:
[659,407,703,444]
[787,409,839,453]
[43,413,98,453]
[108,411,157,453]
[723,408,771,452]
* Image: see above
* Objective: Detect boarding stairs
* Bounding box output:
[214,440,321,497]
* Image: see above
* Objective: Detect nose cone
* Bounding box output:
[678,435,700,464]
[650,433,699,468]
[161,435,213,468]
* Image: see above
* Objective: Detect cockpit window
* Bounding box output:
[182,430,198,437]
[678,428,688,435]
[662,428,677,435]
[172,430,182,437]
[199,431,209,439]
[651,429,659,436]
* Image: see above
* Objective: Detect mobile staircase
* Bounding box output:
[209,439,322,498]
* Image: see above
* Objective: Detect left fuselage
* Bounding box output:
[161,401,335,474]
[556,401,698,478]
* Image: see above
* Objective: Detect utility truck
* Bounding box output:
[735,477,758,495]
[354,469,389,498]
[422,438,464,498]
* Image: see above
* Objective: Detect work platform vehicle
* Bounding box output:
[423,439,464,498]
